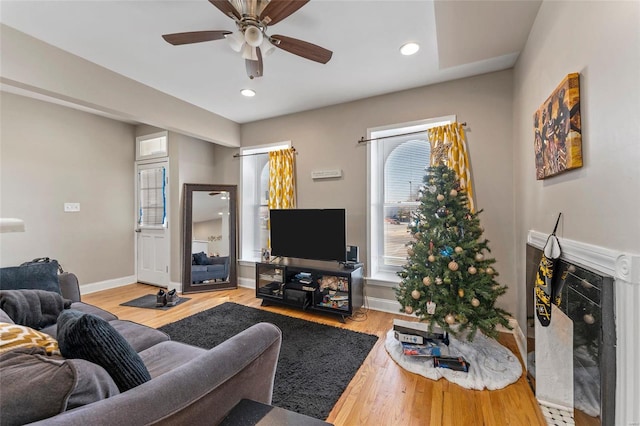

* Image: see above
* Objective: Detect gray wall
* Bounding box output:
[172,132,219,285]
[512,0,640,328]
[239,70,516,311]
[0,92,136,283]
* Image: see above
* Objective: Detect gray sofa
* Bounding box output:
[0,272,282,425]
[192,253,230,283]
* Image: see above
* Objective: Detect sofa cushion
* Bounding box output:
[109,319,170,353]
[57,310,151,392]
[65,358,120,409]
[193,251,208,265]
[206,264,225,272]
[192,265,209,272]
[0,261,61,294]
[138,340,206,378]
[0,347,119,426]
[210,256,228,265]
[0,322,61,356]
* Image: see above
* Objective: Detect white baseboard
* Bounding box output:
[79,275,137,295]
[365,296,403,314]
[238,276,255,289]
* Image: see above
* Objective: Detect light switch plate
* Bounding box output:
[64,203,80,212]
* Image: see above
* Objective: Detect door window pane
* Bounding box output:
[138,166,166,227]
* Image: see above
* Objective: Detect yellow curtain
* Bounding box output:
[427,122,475,212]
[268,148,296,209]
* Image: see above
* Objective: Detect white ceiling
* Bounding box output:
[0,0,541,124]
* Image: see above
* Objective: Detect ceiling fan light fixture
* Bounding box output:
[226,30,245,52]
[400,42,420,56]
[240,89,256,97]
[244,25,263,47]
[241,44,258,60]
[260,38,276,57]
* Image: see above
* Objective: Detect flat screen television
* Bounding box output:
[269,208,346,262]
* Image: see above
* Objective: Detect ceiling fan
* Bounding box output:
[162,0,333,79]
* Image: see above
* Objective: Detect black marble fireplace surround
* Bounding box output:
[525,244,616,425]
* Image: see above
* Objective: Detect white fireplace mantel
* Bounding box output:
[528,230,639,425]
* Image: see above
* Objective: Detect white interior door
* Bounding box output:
[136,161,169,287]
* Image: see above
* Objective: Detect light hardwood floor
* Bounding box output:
[83,284,546,426]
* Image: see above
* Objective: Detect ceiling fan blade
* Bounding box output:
[271,35,332,64]
[246,47,264,79]
[162,30,231,45]
[209,0,241,20]
[260,0,309,26]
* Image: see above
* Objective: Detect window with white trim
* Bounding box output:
[240,142,291,261]
[136,131,168,161]
[367,116,454,283]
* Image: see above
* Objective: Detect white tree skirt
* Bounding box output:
[384,329,522,390]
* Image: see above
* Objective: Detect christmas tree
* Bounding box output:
[395,164,511,340]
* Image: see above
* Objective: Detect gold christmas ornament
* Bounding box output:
[435,277,443,285]
[475,253,484,262]
[405,306,413,314]
[414,232,422,240]
[583,313,595,324]
[428,255,436,263]
[450,189,458,197]
[456,314,468,324]
[437,194,445,202]
[422,276,432,286]
[458,289,465,297]
[485,267,495,275]
[478,268,485,274]
[471,298,480,307]
[468,266,477,275]
[454,246,463,254]
[448,261,459,271]
[445,313,456,325]
[411,289,421,300]
[407,248,414,256]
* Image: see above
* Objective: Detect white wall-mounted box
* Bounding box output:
[311,169,342,179]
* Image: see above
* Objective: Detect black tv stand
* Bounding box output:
[255,258,363,322]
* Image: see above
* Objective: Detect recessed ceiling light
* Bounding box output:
[400,42,420,56]
[240,89,256,97]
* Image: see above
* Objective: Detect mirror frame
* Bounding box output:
[182,183,237,293]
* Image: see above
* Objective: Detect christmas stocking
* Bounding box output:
[552,266,569,307]
[534,215,562,326]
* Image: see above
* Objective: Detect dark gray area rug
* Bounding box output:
[158,302,378,420]
[120,294,190,310]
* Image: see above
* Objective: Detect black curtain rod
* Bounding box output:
[357,122,467,144]
[233,147,296,158]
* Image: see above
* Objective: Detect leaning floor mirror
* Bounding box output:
[182,184,237,293]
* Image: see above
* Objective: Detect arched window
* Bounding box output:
[382,138,430,267]
[367,116,454,280]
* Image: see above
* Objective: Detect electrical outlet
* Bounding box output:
[64,203,80,212]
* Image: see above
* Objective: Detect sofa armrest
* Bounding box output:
[58,273,81,303]
[30,322,282,426]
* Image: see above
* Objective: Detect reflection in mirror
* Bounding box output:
[182,184,237,293]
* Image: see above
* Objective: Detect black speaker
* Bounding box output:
[346,245,359,262]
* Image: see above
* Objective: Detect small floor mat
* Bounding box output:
[120,294,190,310]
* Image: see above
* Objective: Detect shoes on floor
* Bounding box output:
[166,289,179,307]
[156,289,167,307]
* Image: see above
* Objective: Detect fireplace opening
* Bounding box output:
[525,244,616,425]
